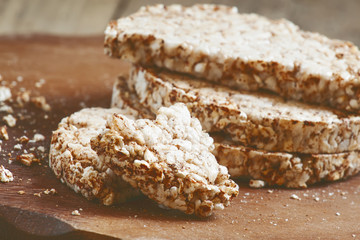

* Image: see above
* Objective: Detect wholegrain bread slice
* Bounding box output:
[126,65,360,154]
[91,103,239,217]
[49,107,141,205]
[112,74,360,188]
[105,4,360,113]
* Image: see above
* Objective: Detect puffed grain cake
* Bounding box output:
[126,65,360,154]
[105,4,360,113]
[212,133,360,188]
[91,103,239,217]
[49,107,141,205]
[112,74,360,188]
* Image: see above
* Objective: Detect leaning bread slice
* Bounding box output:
[212,133,360,188]
[91,103,239,217]
[126,65,360,154]
[49,107,141,205]
[105,4,360,113]
[112,76,360,188]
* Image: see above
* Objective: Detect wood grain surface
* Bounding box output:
[0,35,360,240]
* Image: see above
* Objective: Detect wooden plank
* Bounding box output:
[0,35,359,239]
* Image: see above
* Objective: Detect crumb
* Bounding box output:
[0,104,13,113]
[0,126,9,140]
[37,146,45,152]
[29,133,45,143]
[3,114,16,127]
[16,90,31,106]
[35,78,45,88]
[267,189,274,194]
[0,86,11,102]
[335,212,341,216]
[18,136,29,144]
[13,144,22,150]
[0,165,14,182]
[16,76,23,82]
[16,153,40,166]
[314,197,320,202]
[31,96,51,111]
[290,194,301,200]
[34,192,41,197]
[71,210,81,216]
[249,179,265,188]
[43,188,57,195]
[18,190,25,195]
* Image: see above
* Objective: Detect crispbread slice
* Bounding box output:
[91,103,239,217]
[49,107,141,205]
[212,133,360,188]
[112,75,154,119]
[112,74,360,188]
[105,4,360,113]
[127,65,360,154]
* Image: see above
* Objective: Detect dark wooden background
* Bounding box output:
[0,0,359,46]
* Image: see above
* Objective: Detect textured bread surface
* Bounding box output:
[212,133,360,188]
[49,107,141,205]
[112,74,360,188]
[105,4,360,113]
[126,65,360,154]
[91,103,239,217]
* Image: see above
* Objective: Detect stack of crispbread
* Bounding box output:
[105,4,360,188]
[49,4,360,217]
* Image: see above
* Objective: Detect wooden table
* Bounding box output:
[0,35,359,240]
[1,1,360,239]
